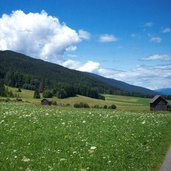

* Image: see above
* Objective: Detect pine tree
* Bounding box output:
[0,79,6,96]
[33,89,40,99]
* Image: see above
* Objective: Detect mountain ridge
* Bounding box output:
[155,88,171,95]
[89,73,157,96]
[0,50,157,97]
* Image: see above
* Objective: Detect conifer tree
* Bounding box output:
[33,89,40,99]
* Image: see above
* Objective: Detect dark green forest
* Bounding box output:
[0,50,126,99]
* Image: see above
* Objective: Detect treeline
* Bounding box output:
[4,71,51,90]
[2,71,105,99]
[35,83,105,100]
[0,79,14,97]
[1,70,171,100]
[48,83,105,100]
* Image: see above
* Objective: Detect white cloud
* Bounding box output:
[98,65,171,89]
[62,59,100,73]
[142,54,171,61]
[78,61,100,72]
[0,10,90,63]
[99,34,118,43]
[162,27,171,33]
[78,29,91,40]
[98,68,121,78]
[144,22,153,27]
[62,58,171,89]
[62,59,81,69]
[150,36,161,43]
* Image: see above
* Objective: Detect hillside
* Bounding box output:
[0,50,125,95]
[0,50,156,97]
[155,88,171,95]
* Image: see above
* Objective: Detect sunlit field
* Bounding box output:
[2,86,158,111]
[0,103,171,171]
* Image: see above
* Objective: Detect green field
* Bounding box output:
[2,86,165,111]
[0,103,171,170]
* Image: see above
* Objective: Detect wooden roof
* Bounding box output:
[150,95,168,104]
[41,98,51,102]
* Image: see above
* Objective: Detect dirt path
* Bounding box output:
[160,146,171,171]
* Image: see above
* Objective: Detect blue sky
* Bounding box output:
[0,0,171,89]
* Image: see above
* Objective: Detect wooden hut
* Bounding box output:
[41,98,52,106]
[150,95,168,111]
[16,97,22,102]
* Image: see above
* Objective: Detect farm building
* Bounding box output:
[41,99,52,105]
[150,95,168,111]
[16,97,22,102]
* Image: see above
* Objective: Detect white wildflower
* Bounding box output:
[60,158,66,162]
[88,146,97,153]
[142,120,146,124]
[22,156,30,162]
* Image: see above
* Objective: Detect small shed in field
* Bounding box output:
[41,99,52,106]
[16,98,22,102]
[150,95,168,111]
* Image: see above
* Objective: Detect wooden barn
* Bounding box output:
[41,99,52,106]
[150,95,168,111]
[16,97,22,102]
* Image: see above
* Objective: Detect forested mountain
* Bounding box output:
[155,88,171,95]
[0,50,126,98]
[0,50,157,98]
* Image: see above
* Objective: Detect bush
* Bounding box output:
[33,89,40,99]
[103,105,108,109]
[108,104,116,109]
[17,88,22,92]
[5,98,11,102]
[98,95,105,100]
[74,102,90,108]
[167,105,171,111]
[57,89,67,99]
[43,90,53,98]
[93,105,100,109]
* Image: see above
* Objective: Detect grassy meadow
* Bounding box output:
[3,86,160,111]
[0,87,171,170]
[0,103,171,171]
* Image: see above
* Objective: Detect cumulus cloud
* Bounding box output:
[0,10,90,63]
[78,61,100,72]
[99,34,118,43]
[144,22,153,27]
[162,27,171,33]
[78,29,91,40]
[62,59,100,72]
[62,59,81,69]
[142,54,171,61]
[150,36,161,43]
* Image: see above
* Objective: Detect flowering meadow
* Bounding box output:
[0,103,171,171]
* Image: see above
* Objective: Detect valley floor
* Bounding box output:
[2,86,161,111]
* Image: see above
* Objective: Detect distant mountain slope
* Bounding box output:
[0,50,124,94]
[90,73,157,95]
[155,88,171,95]
[0,50,157,96]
